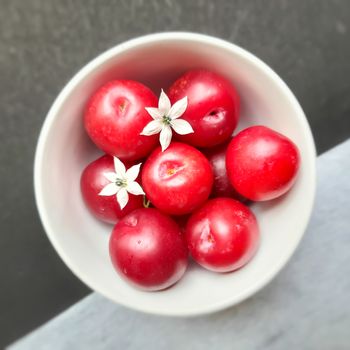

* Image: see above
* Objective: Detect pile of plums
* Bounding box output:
[81,70,300,291]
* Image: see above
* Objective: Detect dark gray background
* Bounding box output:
[0,0,349,347]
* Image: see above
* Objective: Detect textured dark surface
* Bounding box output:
[0,0,349,347]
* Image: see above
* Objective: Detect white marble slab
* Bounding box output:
[9,140,350,350]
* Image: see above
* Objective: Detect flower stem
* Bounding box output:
[143,196,151,208]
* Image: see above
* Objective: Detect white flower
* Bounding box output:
[99,157,145,210]
[141,89,194,151]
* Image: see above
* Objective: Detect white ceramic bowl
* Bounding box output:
[34,32,316,316]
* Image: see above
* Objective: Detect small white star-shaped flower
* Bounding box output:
[141,89,194,151]
[99,157,145,210]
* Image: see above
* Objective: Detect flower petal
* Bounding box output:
[159,125,172,151]
[127,181,145,196]
[125,163,142,182]
[99,183,119,196]
[158,89,171,115]
[103,172,118,183]
[140,120,163,136]
[171,119,194,135]
[113,157,126,177]
[117,188,129,210]
[145,107,163,120]
[168,96,188,119]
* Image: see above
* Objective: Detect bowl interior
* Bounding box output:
[35,34,315,316]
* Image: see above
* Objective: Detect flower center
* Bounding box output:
[115,178,127,187]
[162,115,172,125]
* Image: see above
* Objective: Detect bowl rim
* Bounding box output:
[34,32,317,317]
